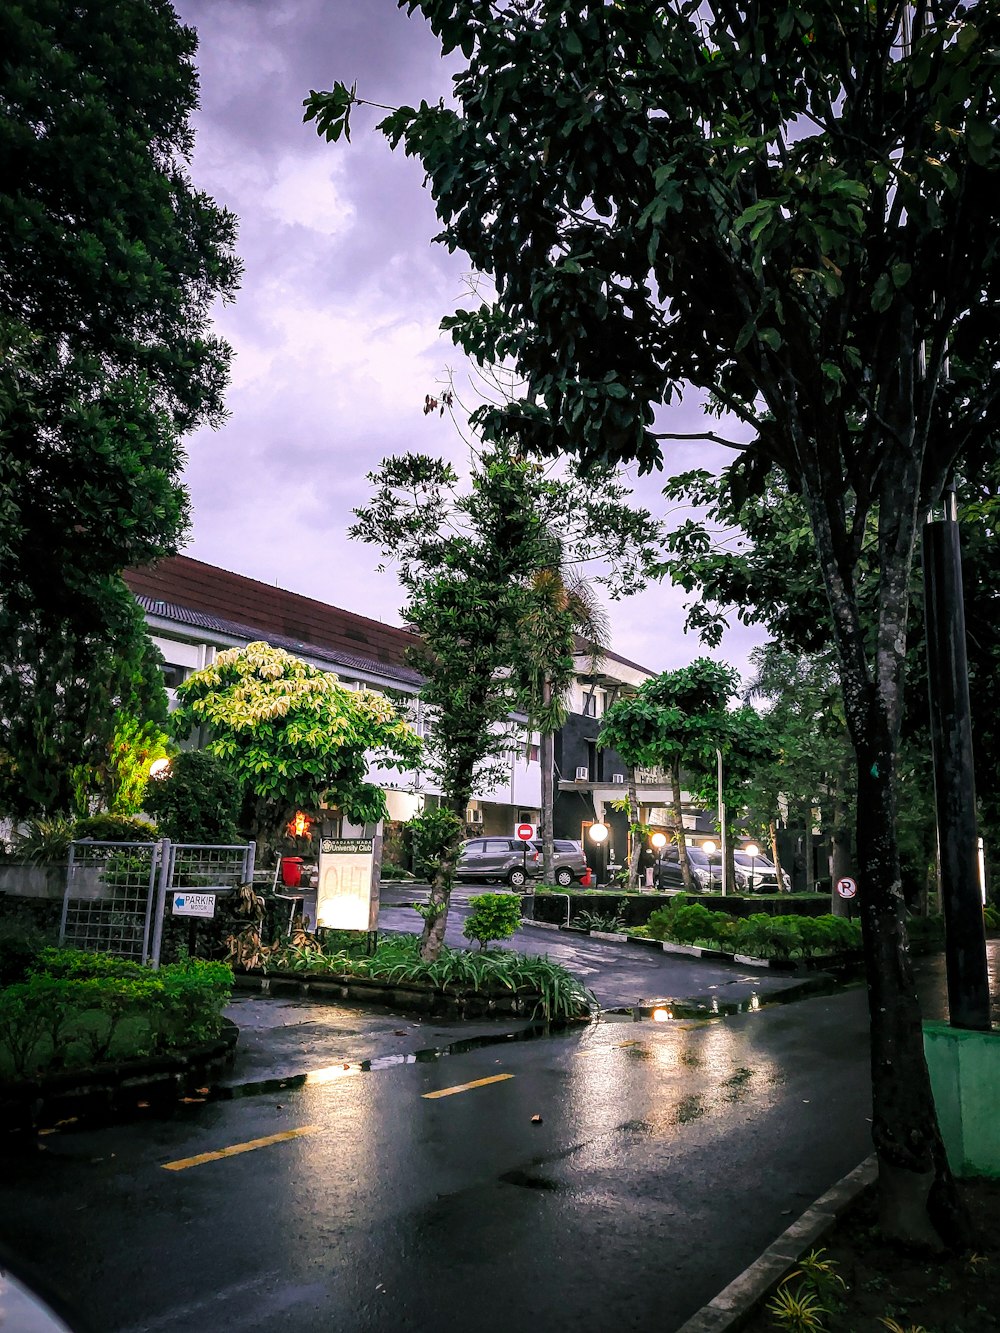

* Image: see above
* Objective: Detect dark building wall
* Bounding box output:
[553,712,631,866]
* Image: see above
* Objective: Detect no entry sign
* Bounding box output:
[836,876,858,899]
[515,823,536,841]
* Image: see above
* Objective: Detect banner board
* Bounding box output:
[316,836,380,931]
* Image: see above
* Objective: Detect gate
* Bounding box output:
[61,839,255,967]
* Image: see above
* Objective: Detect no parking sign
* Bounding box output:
[836,876,858,899]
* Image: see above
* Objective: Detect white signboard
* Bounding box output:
[171,892,217,918]
[317,836,379,931]
[515,823,537,841]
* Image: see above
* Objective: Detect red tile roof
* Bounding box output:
[124,556,418,671]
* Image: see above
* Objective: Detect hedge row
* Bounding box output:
[643,896,863,959]
[0,949,233,1079]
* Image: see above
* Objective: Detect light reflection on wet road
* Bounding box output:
[0,984,879,1333]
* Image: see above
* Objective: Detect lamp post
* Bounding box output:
[745,842,760,894]
[702,839,718,893]
[588,820,609,887]
[715,748,728,896]
[650,830,667,891]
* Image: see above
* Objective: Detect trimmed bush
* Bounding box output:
[643,895,863,958]
[464,893,522,949]
[143,750,242,844]
[0,951,233,1080]
[73,813,157,843]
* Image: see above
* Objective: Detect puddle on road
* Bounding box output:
[216,1021,560,1099]
[218,976,860,1098]
[603,972,856,1022]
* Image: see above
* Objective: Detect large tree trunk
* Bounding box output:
[540,686,555,882]
[853,725,968,1248]
[418,772,476,961]
[670,756,693,889]
[626,767,642,890]
[768,820,785,892]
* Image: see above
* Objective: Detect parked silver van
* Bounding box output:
[455,837,539,888]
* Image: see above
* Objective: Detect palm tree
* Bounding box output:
[517,565,610,885]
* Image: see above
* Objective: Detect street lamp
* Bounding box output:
[650,832,667,852]
[588,821,609,887]
[716,748,728,896]
[148,757,170,779]
[702,839,718,893]
[745,842,760,894]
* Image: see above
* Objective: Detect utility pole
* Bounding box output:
[923,489,990,1031]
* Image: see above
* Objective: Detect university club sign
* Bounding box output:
[316,836,381,931]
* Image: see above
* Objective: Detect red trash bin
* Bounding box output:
[280,856,304,888]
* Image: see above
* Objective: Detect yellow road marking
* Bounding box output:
[422,1073,514,1100]
[162,1125,321,1171]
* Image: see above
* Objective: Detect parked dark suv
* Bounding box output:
[653,845,722,892]
[455,837,539,888]
[530,839,588,887]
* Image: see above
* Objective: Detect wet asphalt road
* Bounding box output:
[2,996,874,1333]
[2,928,994,1333]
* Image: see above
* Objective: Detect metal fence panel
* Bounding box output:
[60,840,162,964]
[62,839,256,967]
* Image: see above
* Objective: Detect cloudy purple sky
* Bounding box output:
[172,0,762,677]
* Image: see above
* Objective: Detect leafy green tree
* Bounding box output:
[143,751,242,846]
[0,0,240,815]
[310,0,1000,1244]
[600,659,776,892]
[353,446,659,958]
[0,579,168,818]
[170,643,421,859]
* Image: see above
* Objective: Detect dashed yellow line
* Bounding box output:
[162,1125,321,1171]
[422,1073,515,1099]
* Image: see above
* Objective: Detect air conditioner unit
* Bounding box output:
[611,773,625,785]
[575,766,589,781]
[467,808,483,824]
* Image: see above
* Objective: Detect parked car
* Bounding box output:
[734,850,791,893]
[530,839,588,887]
[653,845,722,892]
[455,837,539,888]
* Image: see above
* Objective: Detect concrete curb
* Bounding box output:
[673,1155,878,1332]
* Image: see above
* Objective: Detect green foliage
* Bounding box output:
[73,813,157,843]
[1,0,239,819]
[171,642,421,850]
[464,892,522,949]
[0,950,233,1078]
[255,932,594,1021]
[644,896,862,958]
[573,909,625,933]
[984,903,1000,931]
[407,806,464,883]
[143,750,242,844]
[0,581,170,819]
[13,816,76,864]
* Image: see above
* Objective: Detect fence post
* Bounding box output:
[148,839,172,970]
[59,841,76,946]
[244,840,256,884]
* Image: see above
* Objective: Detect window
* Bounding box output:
[527,743,540,763]
[160,663,186,690]
[582,691,598,717]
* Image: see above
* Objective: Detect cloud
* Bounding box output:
[172,0,766,679]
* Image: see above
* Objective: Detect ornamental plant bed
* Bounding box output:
[234,968,563,1019]
[739,1176,1000,1333]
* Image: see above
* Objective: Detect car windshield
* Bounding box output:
[735,852,775,867]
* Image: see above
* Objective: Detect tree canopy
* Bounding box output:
[0,0,240,815]
[308,0,1000,1243]
[170,643,422,854]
